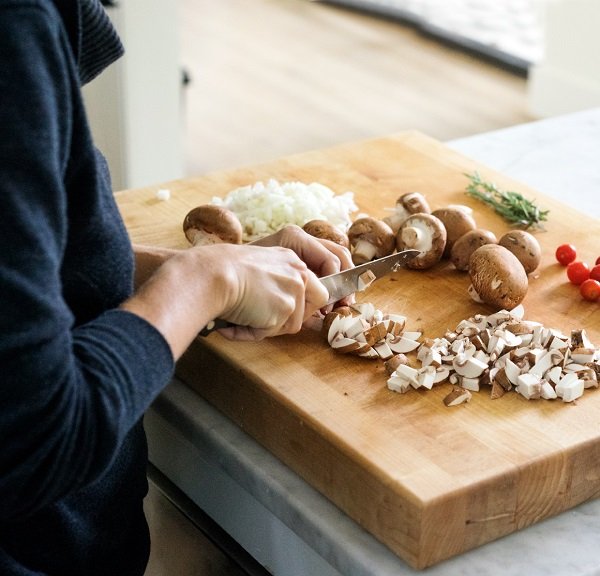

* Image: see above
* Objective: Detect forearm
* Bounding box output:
[132,243,180,288]
[122,246,230,360]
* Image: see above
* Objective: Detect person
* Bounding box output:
[0,1,352,574]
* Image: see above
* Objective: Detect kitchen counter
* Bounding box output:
[145,108,600,575]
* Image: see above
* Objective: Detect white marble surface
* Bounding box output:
[147,109,600,576]
[448,107,600,219]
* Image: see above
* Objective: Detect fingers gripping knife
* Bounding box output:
[200,249,419,336]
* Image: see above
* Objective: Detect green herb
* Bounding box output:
[464,171,549,229]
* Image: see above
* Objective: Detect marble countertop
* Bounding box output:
[146,108,600,576]
[448,107,600,219]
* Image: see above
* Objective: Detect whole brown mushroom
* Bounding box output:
[347,217,395,265]
[432,207,477,259]
[468,244,528,310]
[303,219,350,249]
[382,192,431,234]
[396,213,447,270]
[183,205,243,246]
[450,229,498,271]
[498,230,542,274]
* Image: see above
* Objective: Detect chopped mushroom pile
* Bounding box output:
[324,303,421,360]
[324,302,599,407]
[387,304,600,406]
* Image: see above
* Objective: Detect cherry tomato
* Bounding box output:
[591,265,600,282]
[555,244,577,266]
[596,256,600,266]
[580,279,600,302]
[566,261,590,285]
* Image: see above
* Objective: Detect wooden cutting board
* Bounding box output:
[116,132,600,569]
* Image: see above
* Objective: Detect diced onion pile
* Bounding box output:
[211,179,357,242]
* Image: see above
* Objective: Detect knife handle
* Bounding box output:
[199,318,233,336]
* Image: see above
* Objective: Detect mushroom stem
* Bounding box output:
[400,226,423,249]
[188,230,226,246]
[382,212,407,235]
[352,240,378,264]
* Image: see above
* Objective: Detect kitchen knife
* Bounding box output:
[319,249,419,306]
[199,249,419,336]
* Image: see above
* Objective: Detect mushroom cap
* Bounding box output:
[303,219,350,249]
[468,244,528,310]
[498,230,541,274]
[183,204,243,245]
[397,192,430,214]
[431,207,477,259]
[395,213,446,270]
[450,228,498,271]
[382,192,431,234]
[347,217,395,262]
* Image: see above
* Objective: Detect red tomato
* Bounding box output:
[566,261,590,285]
[591,264,600,282]
[555,244,577,266]
[580,279,600,302]
[596,256,600,266]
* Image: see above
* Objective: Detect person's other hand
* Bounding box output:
[252,225,354,311]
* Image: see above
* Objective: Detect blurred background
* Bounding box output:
[84,0,600,191]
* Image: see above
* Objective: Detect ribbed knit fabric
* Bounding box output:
[0,1,174,574]
[78,0,123,84]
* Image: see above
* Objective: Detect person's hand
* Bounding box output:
[213,242,328,340]
[122,226,353,358]
[252,225,355,311]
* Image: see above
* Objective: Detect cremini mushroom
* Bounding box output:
[432,207,477,259]
[498,230,542,274]
[347,217,395,265]
[396,213,447,270]
[450,229,498,271]
[183,204,243,246]
[303,219,350,249]
[382,192,431,233]
[468,244,528,309]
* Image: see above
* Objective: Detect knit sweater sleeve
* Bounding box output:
[0,3,174,521]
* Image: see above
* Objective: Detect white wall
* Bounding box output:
[529,0,600,117]
[83,1,183,191]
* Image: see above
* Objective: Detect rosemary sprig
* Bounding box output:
[464,171,549,229]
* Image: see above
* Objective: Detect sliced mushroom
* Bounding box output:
[357,270,377,292]
[382,192,431,233]
[183,205,243,246]
[384,353,409,375]
[303,219,350,249]
[396,213,446,270]
[516,373,542,399]
[431,207,477,259]
[443,386,472,406]
[498,230,542,274]
[450,229,498,271]
[468,244,528,309]
[347,217,395,265]
[555,372,584,402]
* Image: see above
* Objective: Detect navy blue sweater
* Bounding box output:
[0,1,175,574]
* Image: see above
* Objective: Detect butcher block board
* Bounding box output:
[116,132,600,569]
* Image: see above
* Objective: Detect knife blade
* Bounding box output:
[319,249,419,305]
[199,249,419,335]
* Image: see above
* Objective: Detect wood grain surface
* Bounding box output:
[116,132,600,569]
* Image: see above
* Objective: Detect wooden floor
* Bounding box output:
[180,0,533,177]
[146,2,533,574]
